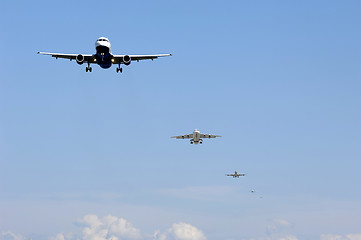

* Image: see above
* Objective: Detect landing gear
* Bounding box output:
[116,63,123,73]
[190,141,194,144]
[86,63,92,72]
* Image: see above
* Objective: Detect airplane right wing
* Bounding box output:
[38,52,95,63]
[170,134,193,139]
[200,134,222,138]
[112,54,172,64]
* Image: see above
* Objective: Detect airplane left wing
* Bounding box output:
[112,54,172,64]
[200,134,222,138]
[38,52,95,62]
[171,134,193,139]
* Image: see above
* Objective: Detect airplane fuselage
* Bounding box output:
[94,37,112,69]
[192,130,200,144]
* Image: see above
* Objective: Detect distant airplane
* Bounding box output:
[226,171,246,178]
[171,129,221,144]
[251,189,263,198]
[38,37,171,72]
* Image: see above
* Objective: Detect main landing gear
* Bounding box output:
[116,63,123,73]
[86,63,92,72]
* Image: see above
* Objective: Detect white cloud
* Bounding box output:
[1,231,25,240]
[321,234,361,240]
[79,214,141,240]
[171,222,207,240]
[153,222,206,240]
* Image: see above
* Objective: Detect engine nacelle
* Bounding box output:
[123,55,131,65]
[76,54,84,65]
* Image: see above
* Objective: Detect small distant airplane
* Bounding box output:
[171,129,221,144]
[226,171,246,178]
[251,189,263,198]
[38,37,171,72]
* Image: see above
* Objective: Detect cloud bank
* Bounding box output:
[46,214,206,240]
[3,216,361,240]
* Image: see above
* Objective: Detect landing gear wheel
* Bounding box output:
[86,67,92,72]
[190,142,194,144]
[116,67,123,73]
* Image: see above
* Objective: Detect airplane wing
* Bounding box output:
[200,134,222,138]
[226,174,234,176]
[38,52,96,63]
[112,54,172,64]
[170,134,193,139]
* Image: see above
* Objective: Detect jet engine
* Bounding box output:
[76,54,84,65]
[123,55,131,65]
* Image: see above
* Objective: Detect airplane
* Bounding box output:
[226,171,246,178]
[38,37,172,72]
[170,129,221,144]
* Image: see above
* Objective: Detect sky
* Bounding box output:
[0,0,361,240]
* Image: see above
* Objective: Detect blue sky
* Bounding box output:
[1,1,361,240]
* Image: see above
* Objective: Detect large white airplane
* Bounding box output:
[171,129,221,144]
[38,37,172,72]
